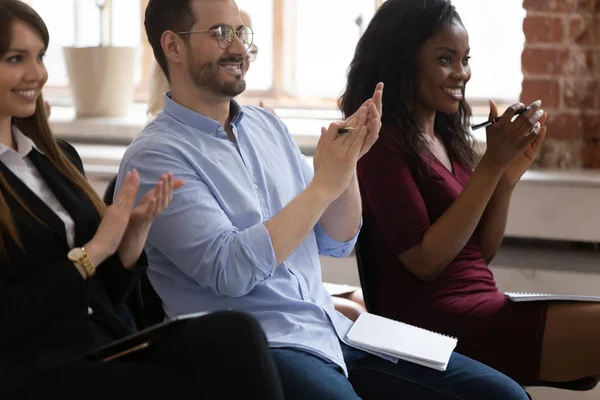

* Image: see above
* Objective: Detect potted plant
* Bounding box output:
[63,0,137,118]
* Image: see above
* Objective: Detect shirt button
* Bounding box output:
[253,183,259,190]
[209,132,215,137]
[87,307,94,315]
[218,126,224,132]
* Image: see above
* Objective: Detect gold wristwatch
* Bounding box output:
[67,247,96,277]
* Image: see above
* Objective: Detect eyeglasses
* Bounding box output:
[247,44,258,63]
[178,25,254,51]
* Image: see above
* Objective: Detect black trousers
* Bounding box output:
[8,311,285,400]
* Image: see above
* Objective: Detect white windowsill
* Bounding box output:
[48,103,347,153]
[52,103,600,243]
[51,103,600,191]
[49,103,490,149]
[52,103,600,191]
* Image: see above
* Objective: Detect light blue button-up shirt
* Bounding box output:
[115,93,358,373]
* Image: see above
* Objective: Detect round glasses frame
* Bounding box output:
[247,44,258,63]
[178,25,254,51]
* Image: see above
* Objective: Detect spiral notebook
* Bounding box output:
[505,292,600,303]
[345,312,457,371]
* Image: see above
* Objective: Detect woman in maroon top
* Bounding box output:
[341,0,600,384]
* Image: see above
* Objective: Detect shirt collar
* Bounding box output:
[0,126,38,158]
[162,91,245,135]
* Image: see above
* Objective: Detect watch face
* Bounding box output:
[68,247,84,261]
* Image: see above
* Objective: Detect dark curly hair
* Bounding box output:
[340,0,477,169]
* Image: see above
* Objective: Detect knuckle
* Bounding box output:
[510,103,522,111]
[525,119,536,129]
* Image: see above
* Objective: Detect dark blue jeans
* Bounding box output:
[271,343,528,399]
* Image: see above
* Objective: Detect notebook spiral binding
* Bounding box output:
[391,318,457,340]
[505,292,553,296]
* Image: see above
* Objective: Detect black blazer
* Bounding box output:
[0,141,145,395]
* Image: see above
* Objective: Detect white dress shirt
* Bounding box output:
[0,126,75,248]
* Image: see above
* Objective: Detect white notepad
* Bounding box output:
[505,292,600,303]
[345,312,457,371]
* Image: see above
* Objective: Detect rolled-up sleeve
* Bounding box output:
[314,220,360,258]
[117,145,277,298]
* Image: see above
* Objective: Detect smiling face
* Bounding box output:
[0,19,48,120]
[183,0,249,99]
[415,21,471,117]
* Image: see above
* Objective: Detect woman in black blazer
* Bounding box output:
[0,2,284,399]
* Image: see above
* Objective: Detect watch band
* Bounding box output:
[79,247,96,277]
[68,247,96,277]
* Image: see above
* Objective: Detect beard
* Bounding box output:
[188,55,247,98]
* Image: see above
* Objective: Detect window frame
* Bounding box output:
[30,0,148,102]
[42,0,498,110]
[40,0,382,109]
[134,0,493,109]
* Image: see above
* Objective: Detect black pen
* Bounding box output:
[471,104,535,131]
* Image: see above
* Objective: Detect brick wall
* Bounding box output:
[521,0,600,168]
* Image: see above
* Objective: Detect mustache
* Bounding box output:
[218,56,245,63]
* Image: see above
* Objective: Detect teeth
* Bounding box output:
[443,88,462,97]
[221,64,241,70]
[15,90,35,97]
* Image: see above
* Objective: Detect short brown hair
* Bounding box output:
[144,0,196,81]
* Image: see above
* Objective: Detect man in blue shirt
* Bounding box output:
[115,0,529,398]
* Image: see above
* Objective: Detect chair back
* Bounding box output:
[354,223,381,314]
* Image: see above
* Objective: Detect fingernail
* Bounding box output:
[535,109,544,118]
[532,100,542,108]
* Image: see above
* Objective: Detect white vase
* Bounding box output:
[63,46,136,118]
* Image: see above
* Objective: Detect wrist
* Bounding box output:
[306,181,338,207]
[335,173,360,205]
[478,154,508,176]
[117,224,151,269]
[117,246,137,270]
[68,245,100,278]
[345,172,358,191]
[83,240,110,268]
[497,174,517,192]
